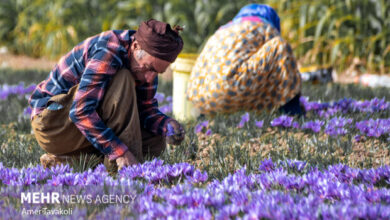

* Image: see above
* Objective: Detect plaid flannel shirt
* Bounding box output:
[29,30,172,160]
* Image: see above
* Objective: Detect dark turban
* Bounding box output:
[134,19,184,63]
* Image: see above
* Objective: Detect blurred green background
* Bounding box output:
[0,0,389,73]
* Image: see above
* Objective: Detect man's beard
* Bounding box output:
[131,67,146,84]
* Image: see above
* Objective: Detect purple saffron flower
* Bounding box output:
[23,107,32,116]
[154,92,165,103]
[166,96,173,103]
[354,135,362,142]
[237,112,250,128]
[352,98,390,112]
[255,120,264,128]
[355,118,390,138]
[189,170,208,183]
[24,84,36,93]
[302,120,325,133]
[0,83,37,101]
[231,190,249,207]
[3,158,390,219]
[271,115,294,128]
[205,129,213,136]
[166,123,175,137]
[283,159,307,172]
[159,103,173,114]
[194,120,209,134]
[325,116,353,137]
[217,204,241,219]
[259,158,275,172]
[168,166,183,178]
[300,96,390,118]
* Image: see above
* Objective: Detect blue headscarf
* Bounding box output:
[233,4,281,33]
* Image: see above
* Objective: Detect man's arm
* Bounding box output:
[69,48,129,161]
[137,77,186,145]
[136,77,174,136]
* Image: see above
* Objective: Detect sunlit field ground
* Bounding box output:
[1,68,389,219]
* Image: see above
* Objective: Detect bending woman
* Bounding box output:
[187,4,303,115]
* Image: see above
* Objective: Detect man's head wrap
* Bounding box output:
[134,19,184,62]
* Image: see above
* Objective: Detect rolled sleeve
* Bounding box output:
[69,47,130,159]
[137,77,173,135]
[107,143,128,161]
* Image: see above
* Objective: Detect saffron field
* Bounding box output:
[0,68,390,219]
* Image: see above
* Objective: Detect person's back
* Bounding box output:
[187,4,302,115]
[30,30,134,118]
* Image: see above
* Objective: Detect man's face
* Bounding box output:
[130,42,171,84]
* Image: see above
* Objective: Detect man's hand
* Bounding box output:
[166,120,185,145]
[115,151,139,170]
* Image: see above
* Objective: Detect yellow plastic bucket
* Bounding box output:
[171,53,198,121]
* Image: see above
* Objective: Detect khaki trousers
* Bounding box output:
[31,69,166,163]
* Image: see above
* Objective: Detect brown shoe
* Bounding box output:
[40,153,71,169]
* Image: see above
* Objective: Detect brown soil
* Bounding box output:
[0,53,56,71]
[0,52,173,81]
[193,128,390,170]
[0,52,369,83]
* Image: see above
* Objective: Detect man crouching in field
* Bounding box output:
[28,19,185,171]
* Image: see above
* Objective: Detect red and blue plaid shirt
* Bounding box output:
[29,30,172,160]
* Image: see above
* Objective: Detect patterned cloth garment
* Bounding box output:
[29,30,172,160]
[187,20,301,115]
